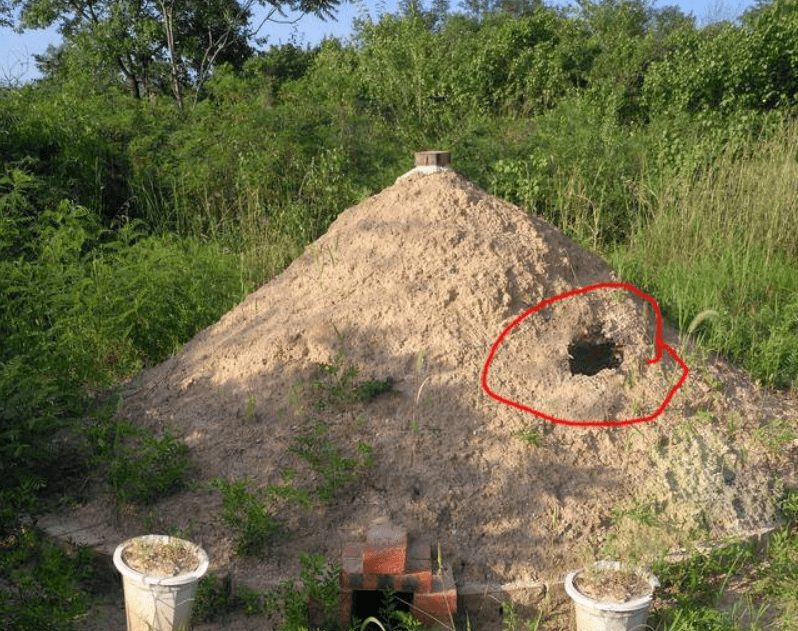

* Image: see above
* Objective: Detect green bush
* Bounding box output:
[0,528,94,631]
[643,0,798,116]
[212,478,288,557]
[107,426,190,506]
[0,165,242,510]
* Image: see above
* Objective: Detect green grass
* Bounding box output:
[611,119,798,390]
[310,351,396,411]
[0,527,94,631]
[513,428,543,447]
[649,502,798,630]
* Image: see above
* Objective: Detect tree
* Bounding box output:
[16,0,342,104]
[397,0,450,29]
[457,0,495,21]
[1,0,12,27]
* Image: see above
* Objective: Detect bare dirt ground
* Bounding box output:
[56,169,796,630]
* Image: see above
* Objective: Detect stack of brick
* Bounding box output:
[339,520,457,628]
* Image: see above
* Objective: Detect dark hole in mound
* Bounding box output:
[568,331,622,376]
[352,590,413,626]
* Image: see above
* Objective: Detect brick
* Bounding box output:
[363,522,407,575]
[407,538,432,569]
[359,573,379,590]
[340,570,363,590]
[343,543,363,561]
[412,589,458,627]
[399,569,433,594]
[363,543,406,575]
[366,521,408,548]
[341,544,363,575]
[338,590,353,630]
[415,151,451,167]
[339,523,458,630]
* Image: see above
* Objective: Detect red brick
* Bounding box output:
[363,522,408,575]
[338,590,353,630]
[400,569,433,594]
[359,573,379,590]
[363,544,406,575]
[340,523,458,629]
[412,589,458,627]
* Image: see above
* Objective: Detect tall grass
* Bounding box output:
[0,177,244,515]
[612,119,798,389]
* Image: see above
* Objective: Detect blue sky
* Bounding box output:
[1,0,750,84]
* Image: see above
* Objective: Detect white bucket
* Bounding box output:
[564,561,658,631]
[113,535,209,631]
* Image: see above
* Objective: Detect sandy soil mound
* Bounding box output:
[80,171,795,600]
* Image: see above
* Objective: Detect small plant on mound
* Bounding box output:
[512,428,543,447]
[311,350,395,410]
[84,399,191,508]
[213,428,374,556]
[752,418,797,454]
[211,476,311,557]
[290,424,374,502]
[213,344,379,556]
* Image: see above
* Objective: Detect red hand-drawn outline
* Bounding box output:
[481,282,689,427]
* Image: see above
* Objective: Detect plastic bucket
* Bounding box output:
[113,535,209,631]
[564,561,658,631]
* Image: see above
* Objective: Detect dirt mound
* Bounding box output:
[108,171,795,594]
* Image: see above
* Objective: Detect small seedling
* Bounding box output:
[311,351,394,410]
[624,365,637,389]
[726,412,740,440]
[501,600,543,631]
[611,499,660,528]
[752,418,796,453]
[513,428,542,447]
[289,424,373,503]
[411,375,431,432]
[244,392,257,423]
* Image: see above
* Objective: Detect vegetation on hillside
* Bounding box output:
[1,0,797,627]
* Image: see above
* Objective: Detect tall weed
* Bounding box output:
[0,171,243,509]
[613,118,798,388]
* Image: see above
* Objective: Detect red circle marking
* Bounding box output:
[481,282,689,427]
